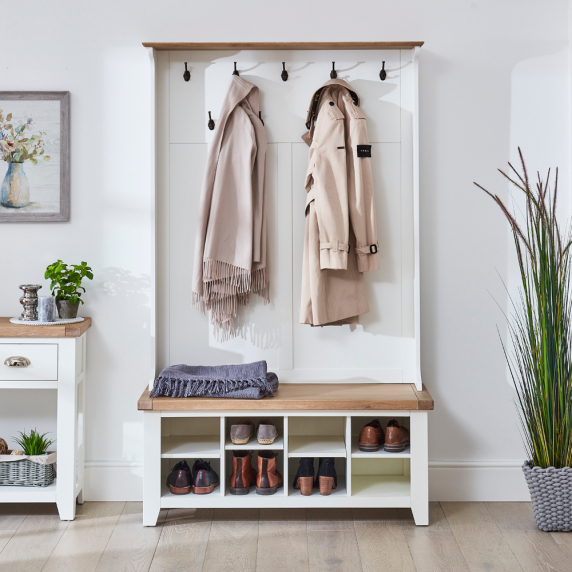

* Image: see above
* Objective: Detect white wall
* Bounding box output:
[0,0,568,501]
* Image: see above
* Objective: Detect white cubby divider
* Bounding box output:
[143,409,428,521]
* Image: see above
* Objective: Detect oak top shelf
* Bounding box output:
[0,317,92,338]
[142,42,424,51]
[138,383,433,411]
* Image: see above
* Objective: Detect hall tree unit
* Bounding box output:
[142,42,432,525]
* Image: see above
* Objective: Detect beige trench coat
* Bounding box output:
[300,79,379,326]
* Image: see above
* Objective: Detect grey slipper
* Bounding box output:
[230,419,255,445]
[257,418,278,445]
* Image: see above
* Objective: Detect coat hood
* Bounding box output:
[302,78,359,145]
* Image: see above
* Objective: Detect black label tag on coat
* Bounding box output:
[357,145,372,158]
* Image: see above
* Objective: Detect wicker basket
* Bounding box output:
[522,461,572,532]
[0,451,56,487]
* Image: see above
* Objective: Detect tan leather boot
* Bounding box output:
[229,451,257,495]
[256,451,283,495]
[384,419,410,452]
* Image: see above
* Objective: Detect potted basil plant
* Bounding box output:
[45,260,93,319]
[475,149,572,532]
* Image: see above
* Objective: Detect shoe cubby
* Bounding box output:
[224,448,285,499]
[224,416,284,450]
[288,456,347,499]
[349,416,411,458]
[350,457,411,503]
[287,416,346,458]
[160,416,221,459]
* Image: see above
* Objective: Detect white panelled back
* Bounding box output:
[156,49,418,385]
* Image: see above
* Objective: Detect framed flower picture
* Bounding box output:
[0,92,70,222]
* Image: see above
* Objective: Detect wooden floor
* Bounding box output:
[1,502,571,571]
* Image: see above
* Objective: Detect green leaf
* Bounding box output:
[6,113,11,121]
[44,156,50,161]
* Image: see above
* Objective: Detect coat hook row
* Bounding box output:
[207,111,215,130]
[186,61,387,82]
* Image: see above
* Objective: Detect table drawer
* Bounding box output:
[0,344,58,381]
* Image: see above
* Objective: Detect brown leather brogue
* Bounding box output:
[229,451,257,495]
[359,419,385,452]
[256,451,283,495]
[384,419,410,452]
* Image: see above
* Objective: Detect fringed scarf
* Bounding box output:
[192,76,269,340]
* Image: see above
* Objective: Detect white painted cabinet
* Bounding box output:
[0,320,90,520]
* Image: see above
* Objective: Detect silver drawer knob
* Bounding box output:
[4,356,31,367]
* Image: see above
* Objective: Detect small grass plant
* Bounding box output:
[13,429,55,456]
[475,149,572,468]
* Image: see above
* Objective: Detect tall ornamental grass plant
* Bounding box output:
[475,149,572,469]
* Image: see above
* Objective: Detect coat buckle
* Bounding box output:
[370,244,378,254]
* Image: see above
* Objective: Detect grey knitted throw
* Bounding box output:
[150,360,277,400]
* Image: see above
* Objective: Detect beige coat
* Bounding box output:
[300,79,379,326]
[192,76,268,340]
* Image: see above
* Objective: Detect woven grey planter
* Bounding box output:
[0,458,55,487]
[522,461,572,532]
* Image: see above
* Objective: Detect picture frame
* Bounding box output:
[0,92,70,222]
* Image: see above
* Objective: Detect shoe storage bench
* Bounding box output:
[138,382,433,526]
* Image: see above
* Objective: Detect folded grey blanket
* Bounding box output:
[150,360,277,399]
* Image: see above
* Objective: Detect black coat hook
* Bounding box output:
[183,62,190,82]
[281,62,288,82]
[259,111,264,126]
[379,61,386,81]
[232,62,239,76]
[207,111,215,130]
[330,62,337,79]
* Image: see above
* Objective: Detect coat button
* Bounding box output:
[329,101,334,106]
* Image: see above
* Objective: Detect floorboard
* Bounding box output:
[0,503,29,554]
[306,507,355,531]
[202,508,260,572]
[257,508,309,572]
[0,504,68,572]
[307,530,363,572]
[441,502,524,572]
[43,502,125,572]
[149,508,213,572]
[353,508,416,572]
[94,502,167,572]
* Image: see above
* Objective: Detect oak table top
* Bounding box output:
[138,382,433,412]
[0,317,92,338]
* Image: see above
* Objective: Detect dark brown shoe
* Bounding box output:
[256,451,283,495]
[229,451,257,495]
[166,460,192,495]
[359,419,384,452]
[384,420,410,452]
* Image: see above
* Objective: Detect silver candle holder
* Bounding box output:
[19,284,42,321]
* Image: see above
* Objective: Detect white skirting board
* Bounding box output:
[84,461,530,502]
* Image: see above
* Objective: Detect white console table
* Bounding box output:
[0,317,91,520]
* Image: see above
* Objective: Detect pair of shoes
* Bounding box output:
[292,458,337,496]
[230,450,284,495]
[166,460,220,495]
[359,419,410,452]
[230,418,278,445]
